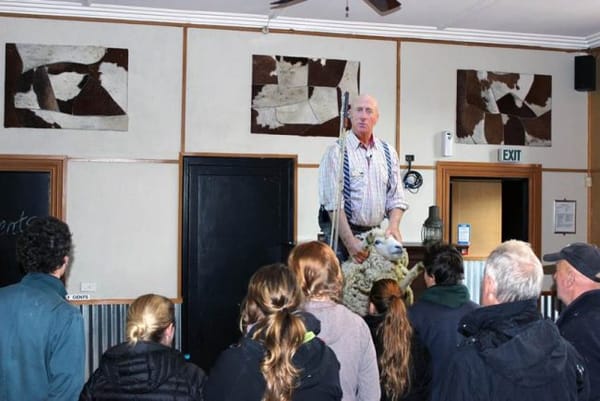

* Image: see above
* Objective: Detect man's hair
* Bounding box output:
[422,243,464,285]
[16,216,72,274]
[484,239,543,303]
[287,241,343,302]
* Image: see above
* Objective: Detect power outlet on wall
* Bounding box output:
[80,282,97,292]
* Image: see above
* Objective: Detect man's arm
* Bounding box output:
[384,144,408,242]
[329,210,369,263]
[48,309,85,401]
[385,207,404,243]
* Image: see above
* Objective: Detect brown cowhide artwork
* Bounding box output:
[456,69,551,146]
[5,43,128,131]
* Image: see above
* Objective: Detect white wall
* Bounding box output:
[1,16,183,298]
[0,16,590,299]
[185,29,397,162]
[399,42,589,248]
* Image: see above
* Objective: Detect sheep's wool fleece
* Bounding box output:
[342,250,412,316]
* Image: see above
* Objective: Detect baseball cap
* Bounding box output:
[543,242,600,282]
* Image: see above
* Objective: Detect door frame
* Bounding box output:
[436,161,542,256]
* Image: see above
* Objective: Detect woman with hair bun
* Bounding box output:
[364,279,431,401]
[204,263,342,401]
[80,294,206,400]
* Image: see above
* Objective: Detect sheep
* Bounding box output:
[341,227,423,316]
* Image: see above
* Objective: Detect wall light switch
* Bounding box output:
[81,282,97,292]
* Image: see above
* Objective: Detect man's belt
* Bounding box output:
[349,223,377,233]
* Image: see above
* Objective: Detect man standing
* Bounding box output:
[319,94,408,262]
[408,243,478,401]
[0,216,85,401]
[544,243,600,401]
[439,240,589,401]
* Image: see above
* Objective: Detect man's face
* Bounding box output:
[553,259,572,304]
[349,96,379,138]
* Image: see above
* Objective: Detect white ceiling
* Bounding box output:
[2,0,600,49]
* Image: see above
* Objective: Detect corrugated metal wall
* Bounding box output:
[464,260,486,304]
[462,259,561,319]
[79,303,182,379]
[78,267,559,380]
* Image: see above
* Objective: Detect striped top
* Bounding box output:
[319,131,408,227]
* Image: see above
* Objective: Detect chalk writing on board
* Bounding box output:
[0,210,37,236]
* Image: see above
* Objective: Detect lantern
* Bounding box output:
[422,205,443,245]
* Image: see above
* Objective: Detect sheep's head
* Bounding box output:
[359,229,404,262]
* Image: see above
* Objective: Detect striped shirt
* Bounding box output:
[319,131,408,227]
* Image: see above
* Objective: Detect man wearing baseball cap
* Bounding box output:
[544,242,600,401]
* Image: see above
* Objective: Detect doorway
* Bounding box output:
[437,161,541,256]
[181,155,295,371]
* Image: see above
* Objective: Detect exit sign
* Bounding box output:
[498,148,522,162]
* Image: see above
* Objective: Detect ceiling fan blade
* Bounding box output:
[270,0,297,9]
[365,0,402,13]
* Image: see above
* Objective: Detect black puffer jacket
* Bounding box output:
[80,341,206,401]
[203,312,342,401]
[438,299,590,401]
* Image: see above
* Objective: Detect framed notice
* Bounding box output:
[553,200,576,234]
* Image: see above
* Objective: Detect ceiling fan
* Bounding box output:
[270,0,402,15]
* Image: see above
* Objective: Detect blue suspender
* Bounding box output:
[341,139,392,221]
[343,148,352,220]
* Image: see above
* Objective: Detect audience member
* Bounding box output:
[544,243,600,401]
[204,263,342,401]
[0,216,85,401]
[408,243,477,401]
[80,293,206,400]
[364,278,431,401]
[288,241,380,401]
[439,240,589,401]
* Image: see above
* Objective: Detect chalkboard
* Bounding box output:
[0,156,65,287]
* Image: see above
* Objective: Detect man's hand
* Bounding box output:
[385,226,403,244]
[347,236,370,263]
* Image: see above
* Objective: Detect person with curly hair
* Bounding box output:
[288,241,380,401]
[365,279,431,401]
[80,293,206,400]
[0,216,85,401]
[204,263,342,401]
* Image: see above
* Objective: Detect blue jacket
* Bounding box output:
[0,273,85,401]
[438,299,589,401]
[557,289,600,401]
[408,284,478,401]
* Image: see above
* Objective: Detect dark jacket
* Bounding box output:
[408,284,478,401]
[438,299,590,401]
[203,312,342,401]
[0,273,85,401]
[363,313,431,401]
[80,341,206,400]
[557,289,600,401]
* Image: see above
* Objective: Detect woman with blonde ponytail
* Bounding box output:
[204,263,342,401]
[365,279,431,401]
[80,294,206,400]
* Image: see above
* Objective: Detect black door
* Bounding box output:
[181,156,295,372]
